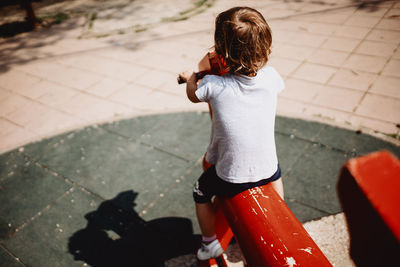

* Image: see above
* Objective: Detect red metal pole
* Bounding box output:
[219,184,332,267]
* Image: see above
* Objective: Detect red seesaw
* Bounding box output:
[200,159,332,267]
[338,150,400,266]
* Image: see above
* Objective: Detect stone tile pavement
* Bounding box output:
[1,112,399,267]
[0,0,399,153]
[0,0,400,266]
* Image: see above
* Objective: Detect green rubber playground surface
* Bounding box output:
[1,112,399,266]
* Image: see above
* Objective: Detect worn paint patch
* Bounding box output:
[252,207,258,215]
[299,247,313,254]
[285,257,297,267]
[256,186,270,198]
[251,194,265,216]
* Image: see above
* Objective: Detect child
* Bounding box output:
[179,6,284,260]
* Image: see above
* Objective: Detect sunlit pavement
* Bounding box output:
[0,0,399,266]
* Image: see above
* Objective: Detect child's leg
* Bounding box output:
[195,202,216,239]
[193,165,224,260]
[271,178,284,200]
[195,201,223,260]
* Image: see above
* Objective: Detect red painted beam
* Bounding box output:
[338,150,400,266]
[218,184,332,267]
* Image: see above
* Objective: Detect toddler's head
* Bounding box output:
[214,7,272,76]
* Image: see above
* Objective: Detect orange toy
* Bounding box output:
[177,51,228,84]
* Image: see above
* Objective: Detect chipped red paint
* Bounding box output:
[200,155,331,267]
[338,150,400,266]
[217,183,332,267]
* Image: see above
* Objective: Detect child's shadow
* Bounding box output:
[68,190,199,267]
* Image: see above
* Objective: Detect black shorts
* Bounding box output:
[193,164,281,203]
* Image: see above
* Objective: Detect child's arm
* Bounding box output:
[179,71,201,103]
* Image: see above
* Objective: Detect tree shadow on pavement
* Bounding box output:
[68,190,199,267]
[352,0,390,11]
[282,0,390,11]
[0,17,83,74]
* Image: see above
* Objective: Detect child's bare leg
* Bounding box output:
[196,202,216,238]
[271,178,284,200]
[195,201,223,260]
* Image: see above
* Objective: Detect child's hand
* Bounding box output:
[178,71,196,84]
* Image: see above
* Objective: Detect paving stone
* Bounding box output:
[370,75,400,99]
[84,77,128,98]
[280,78,321,103]
[141,161,203,234]
[76,142,192,213]
[284,144,350,215]
[285,200,329,223]
[3,187,101,267]
[354,5,389,17]
[16,61,103,91]
[376,18,400,30]
[355,40,398,58]
[355,93,400,122]
[304,105,352,124]
[272,44,315,61]
[23,125,192,213]
[276,133,312,175]
[11,79,51,100]
[25,110,85,136]
[0,119,22,138]
[103,112,211,162]
[0,151,25,181]
[312,86,364,112]
[287,32,328,48]
[343,54,388,73]
[58,92,133,121]
[0,70,41,92]
[349,116,399,135]
[138,112,211,162]
[316,125,400,158]
[275,116,326,142]
[307,48,349,67]
[0,246,24,267]
[292,63,337,84]
[344,15,381,28]
[142,90,196,112]
[22,126,112,180]
[35,81,78,108]
[382,59,400,77]
[366,29,400,44]
[0,128,39,155]
[322,36,361,53]
[0,94,30,117]
[276,97,308,116]
[102,114,167,140]
[0,87,11,103]
[109,83,153,109]
[133,69,182,90]
[317,12,351,25]
[4,102,52,126]
[334,25,370,40]
[0,158,71,240]
[328,69,377,92]
[268,57,302,77]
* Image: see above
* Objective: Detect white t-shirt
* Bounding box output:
[195,66,285,183]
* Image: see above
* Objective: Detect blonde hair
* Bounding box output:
[214,7,272,76]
